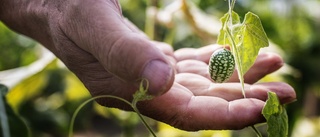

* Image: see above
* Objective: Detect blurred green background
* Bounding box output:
[0,0,320,137]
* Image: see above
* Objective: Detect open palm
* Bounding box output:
[137,44,295,131]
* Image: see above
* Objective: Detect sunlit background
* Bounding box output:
[0,0,319,137]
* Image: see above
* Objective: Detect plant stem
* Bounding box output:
[228,0,233,26]
[0,94,10,137]
[251,125,263,137]
[226,1,263,137]
[132,100,157,137]
[69,93,157,137]
[225,25,246,98]
[132,79,157,137]
[68,95,132,137]
[226,0,246,98]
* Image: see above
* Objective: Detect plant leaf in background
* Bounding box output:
[262,92,288,137]
[157,122,231,137]
[0,84,10,137]
[5,59,58,112]
[0,84,29,137]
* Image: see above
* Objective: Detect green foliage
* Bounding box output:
[217,11,269,97]
[6,59,59,112]
[131,79,156,137]
[262,92,288,137]
[0,84,10,137]
[235,12,269,74]
[0,23,37,71]
[0,84,30,137]
[237,1,320,136]
[216,1,289,137]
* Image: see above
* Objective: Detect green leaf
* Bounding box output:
[217,11,269,97]
[217,11,241,46]
[219,11,269,75]
[132,79,154,102]
[131,79,157,137]
[238,12,269,74]
[262,92,288,137]
[0,84,10,137]
[0,84,30,137]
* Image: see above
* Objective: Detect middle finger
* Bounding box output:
[176,52,283,84]
[175,73,295,104]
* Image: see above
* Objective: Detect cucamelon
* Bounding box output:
[208,48,235,83]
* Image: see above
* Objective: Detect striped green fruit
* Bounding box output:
[208,48,235,83]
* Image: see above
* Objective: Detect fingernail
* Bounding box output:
[141,60,174,96]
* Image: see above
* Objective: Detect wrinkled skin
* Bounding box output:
[0,0,296,131]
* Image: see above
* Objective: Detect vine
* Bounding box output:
[217,0,289,136]
[68,79,157,137]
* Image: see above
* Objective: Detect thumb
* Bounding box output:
[60,0,174,95]
[101,33,175,96]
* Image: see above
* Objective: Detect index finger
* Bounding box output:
[174,44,222,63]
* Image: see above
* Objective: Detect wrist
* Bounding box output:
[0,0,12,21]
[0,0,62,52]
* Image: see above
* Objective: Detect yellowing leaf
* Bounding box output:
[238,12,269,74]
[262,92,288,137]
[0,84,30,137]
[217,11,241,46]
[217,11,269,97]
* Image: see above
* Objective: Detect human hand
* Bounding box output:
[137,45,296,131]
[0,0,175,104]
